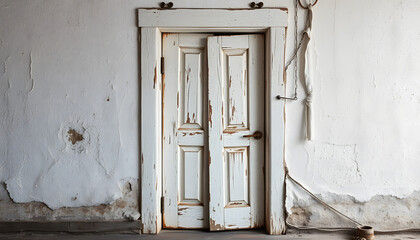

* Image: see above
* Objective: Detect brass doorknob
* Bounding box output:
[243,131,263,140]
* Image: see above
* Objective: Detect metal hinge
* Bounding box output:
[161,57,165,74]
[161,196,164,213]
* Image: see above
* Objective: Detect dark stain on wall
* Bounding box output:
[67,129,84,145]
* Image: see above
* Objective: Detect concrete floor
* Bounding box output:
[1,230,420,240]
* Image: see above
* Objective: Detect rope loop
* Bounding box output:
[298,0,318,9]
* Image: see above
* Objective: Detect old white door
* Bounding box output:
[208,35,265,230]
[162,33,211,229]
[163,33,264,230]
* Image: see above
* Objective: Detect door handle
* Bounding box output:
[243,131,263,140]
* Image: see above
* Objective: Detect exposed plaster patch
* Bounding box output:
[287,190,420,230]
[0,179,139,221]
[67,129,84,145]
[60,122,90,154]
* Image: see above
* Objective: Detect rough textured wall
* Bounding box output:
[1,0,420,229]
[285,0,420,230]
[0,0,142,220]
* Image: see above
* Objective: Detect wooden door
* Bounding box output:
[207,35,265,230]
[162,33,212,229]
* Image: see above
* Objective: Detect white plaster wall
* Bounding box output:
[284,0,420,229]
[1,0,420,228]
[0,0,142,211]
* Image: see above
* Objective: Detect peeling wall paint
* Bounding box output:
[0,0,420,229]
[0,0,141,220]
[0,179,140,221]
[285,0,420,229]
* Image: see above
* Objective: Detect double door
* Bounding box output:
[162,33,265,230]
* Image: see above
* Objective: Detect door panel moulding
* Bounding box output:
[138,8,288,235]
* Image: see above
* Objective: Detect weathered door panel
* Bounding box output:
[208,35,265,231]
[162,33,212,229]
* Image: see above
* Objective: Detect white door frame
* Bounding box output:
[138,8,288,235]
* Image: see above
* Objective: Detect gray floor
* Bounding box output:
[1,230,420,240]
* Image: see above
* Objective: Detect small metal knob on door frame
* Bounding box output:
[250,2,264,8]
[243,131,263,140]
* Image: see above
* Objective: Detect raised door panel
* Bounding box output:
[163,33,211,229]
[208,35,265,231]
[180,48,204,129]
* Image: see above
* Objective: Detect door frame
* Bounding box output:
[138,8,288,235]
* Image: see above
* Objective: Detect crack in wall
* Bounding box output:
[28,51,34,94]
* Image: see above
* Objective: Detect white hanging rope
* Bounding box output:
[284,0,315,140]
[303,4,314,141]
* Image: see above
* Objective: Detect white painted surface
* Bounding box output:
[140,27,162,234]
[162,34,210,229]
[265,27,287,235]
[0,0,420,232]
[208,35,264,230]
[138,9,288,28]
[284,0,420,229]
[0,0,142,212]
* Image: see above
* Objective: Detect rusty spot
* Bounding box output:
[232,105,236,118]
[153,66,157,89]
[192,113,195,122]
[209,155,211,165]
[229,76,232,87]
[67,129,84,145]
[209,100,213,127]
[178,207,188,211]
[186,112,190,123]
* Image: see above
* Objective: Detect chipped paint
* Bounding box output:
[153,66,157,89]
[0,0,139,221]
[210,218,223,231]
[0,179,140,221]
[208,100,213,127]
[284,0,420,229]
[1,0,420,232]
